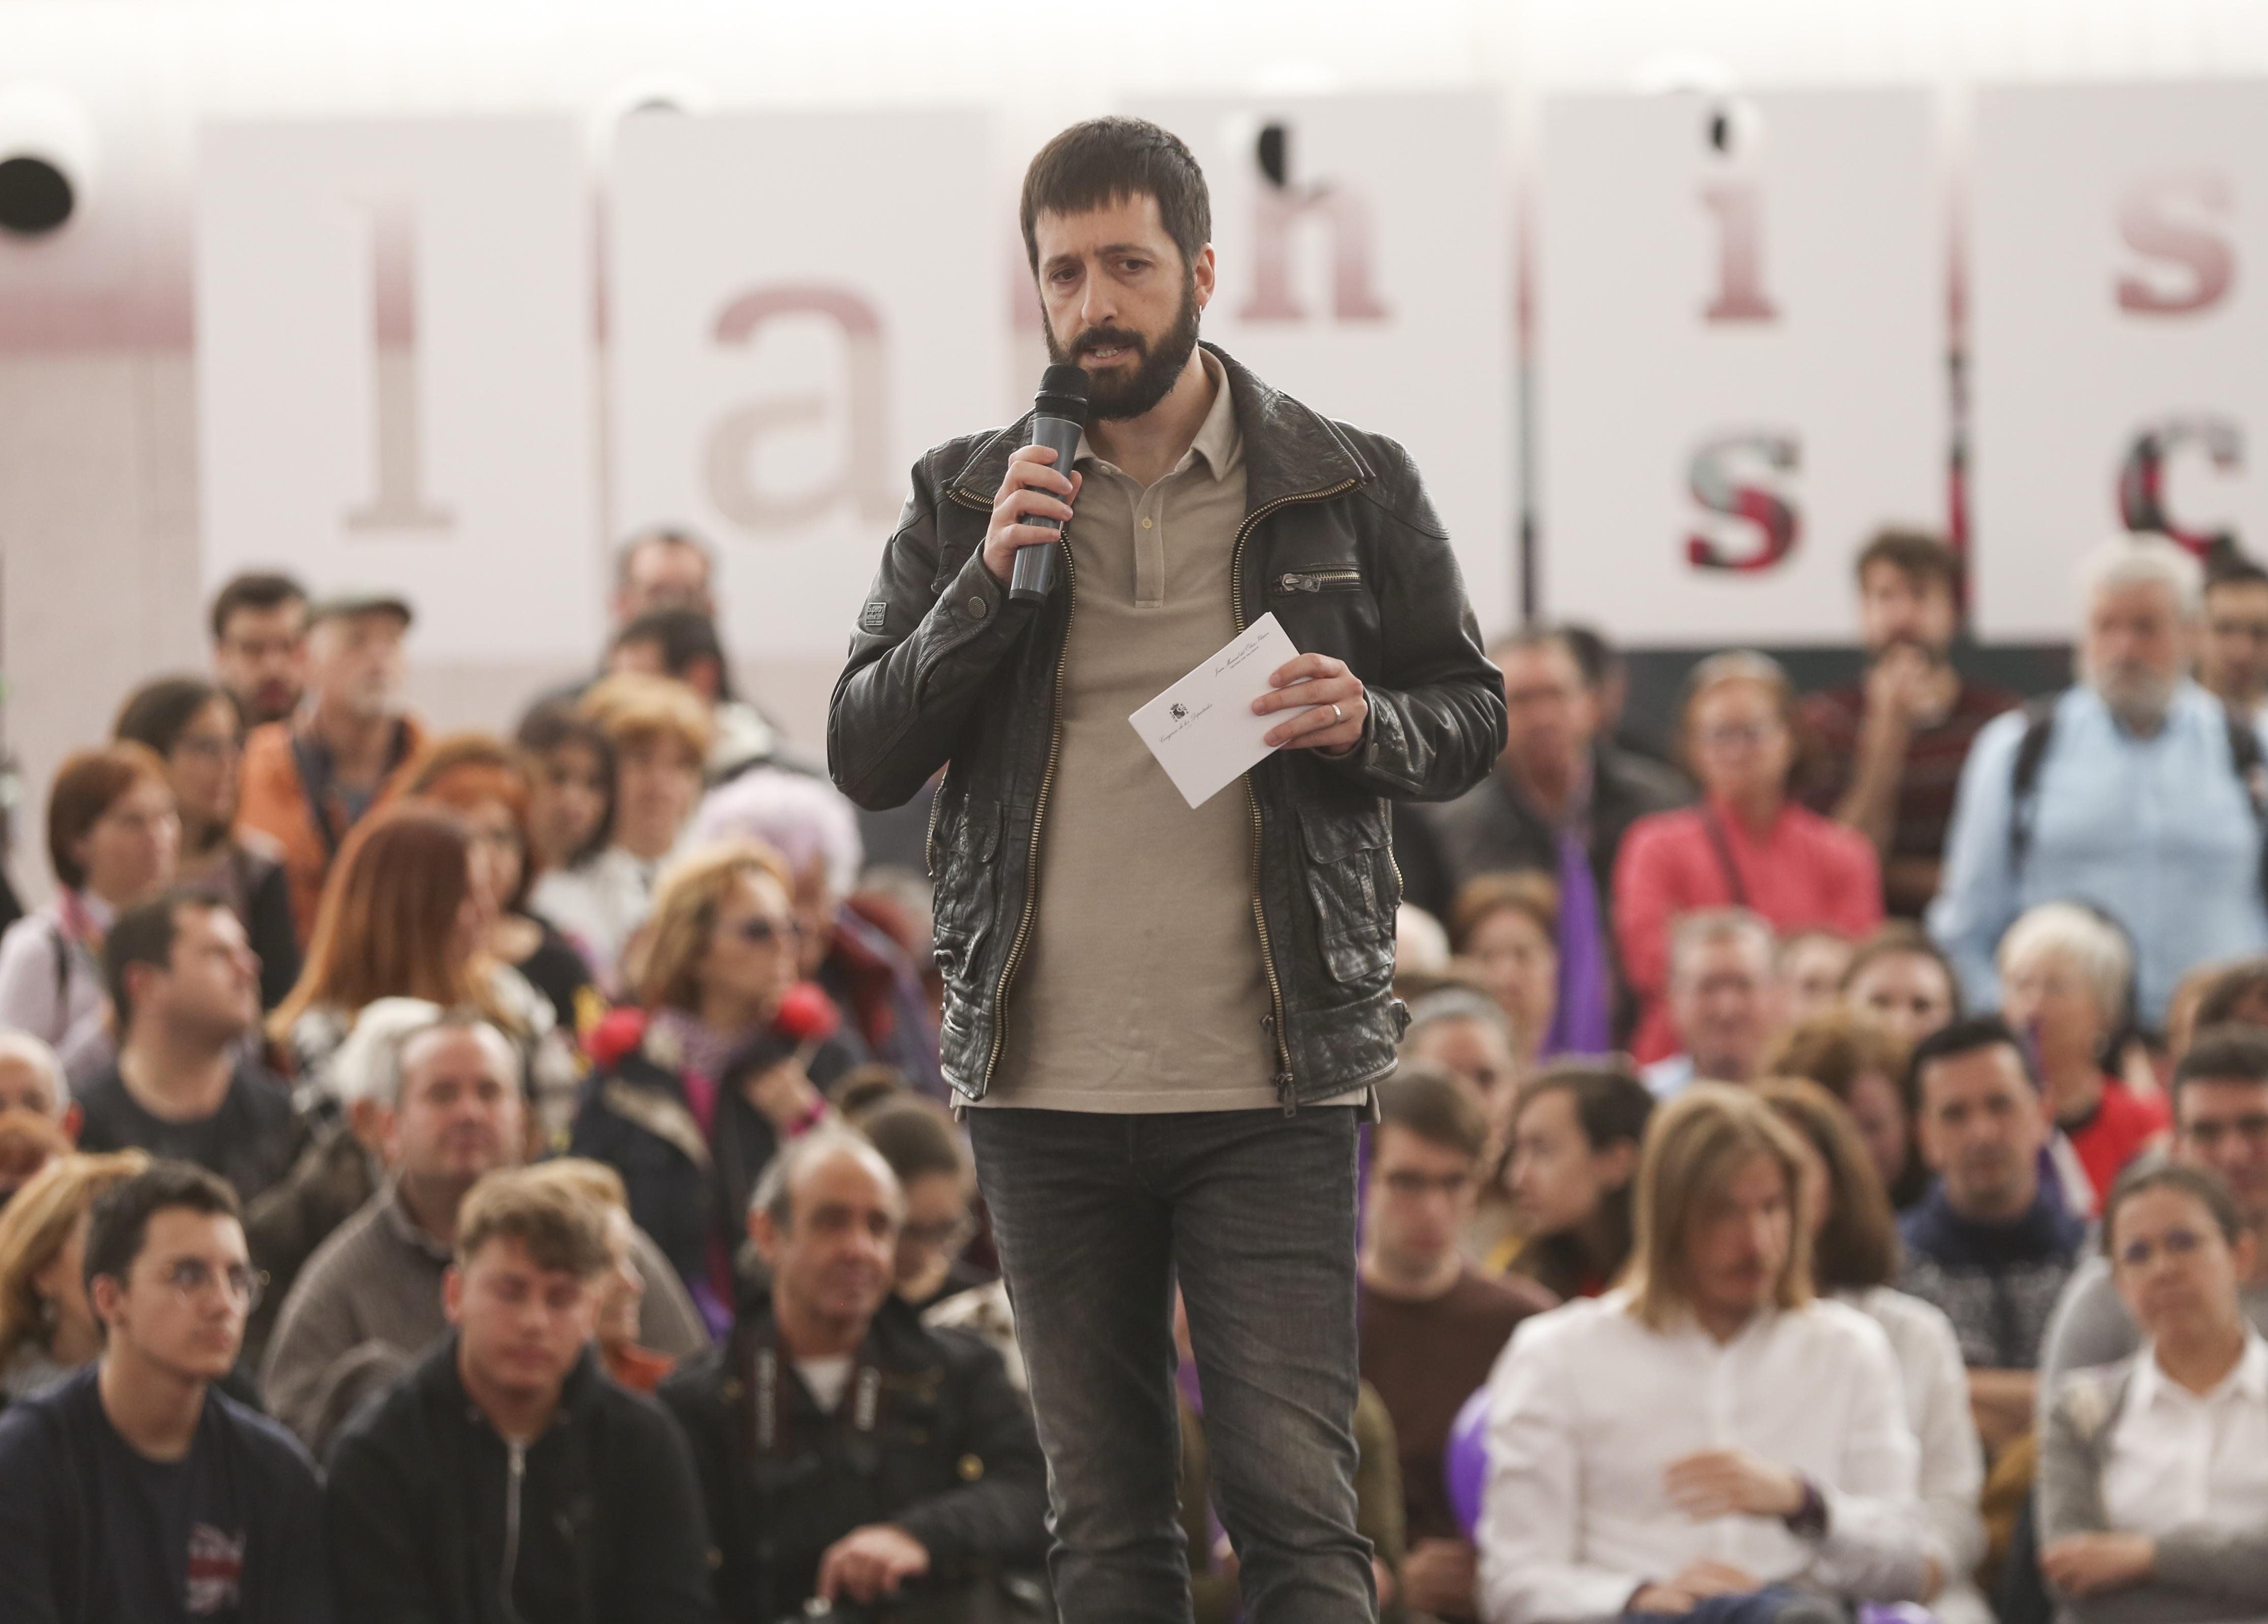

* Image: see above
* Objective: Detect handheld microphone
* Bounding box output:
[1010,364,1090,605]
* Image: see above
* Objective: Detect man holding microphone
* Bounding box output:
[829,117,1503,1622]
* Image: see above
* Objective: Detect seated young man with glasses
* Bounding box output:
[0,1160,335,1622]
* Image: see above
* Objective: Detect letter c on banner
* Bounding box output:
[1687,431,1801,572]
[704,286,895,533]
[2116,172,2234,316]
[2116,414,2243,558]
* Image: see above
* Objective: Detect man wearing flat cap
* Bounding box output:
[238,590,425,945]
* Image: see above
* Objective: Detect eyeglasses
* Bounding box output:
[175,735,242,764]
[2116,1228,2209,1271]
[154,1258,265,1312]
[900,1215,977,1253]
[732,918,805,947]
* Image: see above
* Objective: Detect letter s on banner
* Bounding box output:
[2116,171,2234,316]
[703,285,896,533]
[1687,431,1801,572]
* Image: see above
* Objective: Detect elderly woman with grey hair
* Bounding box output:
[1998,901,2169,1214]
[2039,1160,2268,1623]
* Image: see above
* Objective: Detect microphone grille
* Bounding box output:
[1036,363,1090,422]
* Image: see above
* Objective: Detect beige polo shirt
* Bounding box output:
[983,350,1285,1112]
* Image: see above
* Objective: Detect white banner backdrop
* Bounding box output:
[1971,82,2268,641]
[1133,92,1518,635]
[197,118,598,661]
[1536,90,1945,645]
[610,110,1004,660]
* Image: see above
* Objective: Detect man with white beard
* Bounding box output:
[1931,536,2268,1028]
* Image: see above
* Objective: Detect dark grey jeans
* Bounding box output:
[966,1105,1375,1624]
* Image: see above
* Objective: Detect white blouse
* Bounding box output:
[2103,1330,2268,1548]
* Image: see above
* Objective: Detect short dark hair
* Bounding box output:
[1854,528,1961,594]
[104,888,226,1033]
[854,1096,971,1189]
[1378,1064,1489,1162]
[2195,958,2268,1030]
[1839,921,1963,1016]
[114,676,233,760]
[454,1167,613,1278]
[1905,1014,2034,1110]
[1020,117,1210,279]
[1557,623,1620,691]
[47,743,171,892]
[208,571,307,642]
[614,608,734,700]
[83,1160,241,1303]
[2173,1024,2268,1111]
[1513,1060,1657,1157]
[2102,1160,2246,1258]
[613,526,713,588]
[513,700,617,866]
[2206,554,2268,593]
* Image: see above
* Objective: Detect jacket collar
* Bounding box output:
[417,1330,602,1433]
[948,342,1372,517]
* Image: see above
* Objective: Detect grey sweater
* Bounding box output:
[2038,1354,2268,1624]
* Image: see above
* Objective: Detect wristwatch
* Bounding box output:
[1783,1475,1830,1540]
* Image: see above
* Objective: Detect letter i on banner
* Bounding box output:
[1537,90,1943,646]
[1972,84,2268,640]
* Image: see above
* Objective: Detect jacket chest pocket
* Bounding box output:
[1297,803,1399,987]
[1268,567,1365,598]
[928,800,1002,989]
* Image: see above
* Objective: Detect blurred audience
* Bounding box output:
[1764,1011,1927,1210]
[207,570,309,729]
[690,768,941,1095]
[659,1129,1049,1621]
[1759,1079,1992,1624]
[520,1157,678,1393]
[2199,551,2268,729]
[1779,927,1856,1026]
[571,841,847,1330]
[2038,1162,2268,1623]
[1359,1071,1551,1622]
[2038,1024,2268,1403]
[1617,651,1881,1062]
[1410,626,1686,1045]
[1996,902,2169,1212]
[1500,1060,1654,1297]
[114,676,301,1008]
[78,890,297,1205]
[1478,1085,1926,1624]
[239,590,425,946]
[1898,1018,2087,1459]
[0,743,179,1082]
[1840,920,1963,1050]
[515,700,617,877]
[403,733,598,1039]
[323,1166,714,1624]
[1796,530,2018,918]
[854,1095,985,1311]
[1641,908,1787,1097]
[532,673,711,990]
[610,607,788,783]
[1449,872,1563,1068]
[1934,537,2268,1029]
[0,1149,148,1403]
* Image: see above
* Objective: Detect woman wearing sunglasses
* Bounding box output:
[2038,1160,2268,1621]
[571,839,866,1334]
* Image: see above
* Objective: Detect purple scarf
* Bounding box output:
[1545,824,1613,1055]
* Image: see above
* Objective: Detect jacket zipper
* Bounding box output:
[500,1440,527,1623]
[1275,568,1363,594]
[1233,481,1360,1112]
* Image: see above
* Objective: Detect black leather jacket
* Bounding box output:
[827,345,1506,1106]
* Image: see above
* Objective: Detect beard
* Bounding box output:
[2090,659,2180,732]
[1044,272,1203,422]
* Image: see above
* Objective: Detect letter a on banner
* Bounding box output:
[609,110,1002,660]
[196,118,598,661]
[1971,83,2268,640]
[1132,93,1517,636]
[1536,91,1943,646]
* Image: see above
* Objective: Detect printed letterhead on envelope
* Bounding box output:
[1128,612,1315,809]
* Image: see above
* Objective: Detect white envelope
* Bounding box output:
[1128,612,1314,809]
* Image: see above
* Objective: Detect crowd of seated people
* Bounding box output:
[0,518,2265,1623]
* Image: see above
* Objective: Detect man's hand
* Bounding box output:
[742,1056,824,1133]
[2041,1533,2156,1598]
[1966,1367,2037,1459]
[1662,1450,1805,1521]
[981,444,1082,585]
[1629,1560,1759,1615]
[1254,653,1369,754]
[1862,643,1937,732]
[1402,1537,1479,1618]
[815,1524,931,1605]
